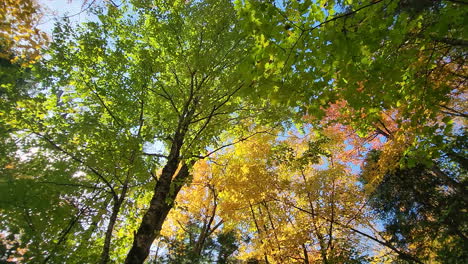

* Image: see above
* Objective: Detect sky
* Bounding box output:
[38,0,95,34]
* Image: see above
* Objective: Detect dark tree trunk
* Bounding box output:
[125,84,197,263]
[302,244,309,264]
[125,160,190,264]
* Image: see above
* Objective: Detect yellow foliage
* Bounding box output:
[210,128,371,261]
[158,126,376,261]
[0,0,47,64]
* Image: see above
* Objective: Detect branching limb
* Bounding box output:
[38,181,110,193]
[193,127,277,159]
[35,132,118,199]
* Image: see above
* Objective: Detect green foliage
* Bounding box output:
[2,0,279,262]
[235,0,467,134]
[270,137,331,169]
[1,0,466,263]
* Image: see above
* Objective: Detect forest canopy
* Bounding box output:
[0,0,466,263]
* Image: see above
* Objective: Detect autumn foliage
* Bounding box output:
[0,0,466,263]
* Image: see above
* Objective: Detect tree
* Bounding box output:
[150,160,236,263]
[0,0,47,65]
[0,2,51,262]
[362,132,468,263]
[2,0,282,263]
[1,0,466,263]
[199,128,375,263]
[234,3,467,261]
[1,0,48,185]
[234,0,466,171]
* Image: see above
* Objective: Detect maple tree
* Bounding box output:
[214,131,373,263]
[0,0,466,263]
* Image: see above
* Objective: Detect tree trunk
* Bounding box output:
[100,183,131,264]
[248,202,269,264]
[125,101,195,263]
[99,198,122,264]
[193,187,218,257]
[125,160,189,264]
[193,217,211,256]
[302,244,309,264]
[101,145,137,264]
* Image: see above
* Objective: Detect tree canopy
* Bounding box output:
[1,0,466,263]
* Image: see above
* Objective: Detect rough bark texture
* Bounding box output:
[125,98,195,263]
[125,160,189,264]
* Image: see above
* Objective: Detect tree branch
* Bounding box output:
[194,128,277,159]
[142,152,168,159]
[272,197,424,264]
[305,0,386,32]
[36,133,118,199]
[38,181,109,192]
[81,74,124,128]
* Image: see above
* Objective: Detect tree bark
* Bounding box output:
[249,202,269,264]
[100,197,122,264]
[302,244,309,264]
[124,160,189,264]
[101,140,139,264]
[100,181,131,264]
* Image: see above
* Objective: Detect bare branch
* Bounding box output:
[38,181,110,193]
[194,127,277,159]
[439,104,468,118]
[142,152,168,159]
